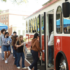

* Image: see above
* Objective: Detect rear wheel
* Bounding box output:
[59,56,67,70]
[56,53,68,70]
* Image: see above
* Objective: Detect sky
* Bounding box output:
[0,0,49,15]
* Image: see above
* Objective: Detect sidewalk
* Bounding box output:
[0,54,33,70]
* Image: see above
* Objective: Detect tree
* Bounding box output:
[1,0,27,4]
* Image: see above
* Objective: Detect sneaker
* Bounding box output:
[17,67,20,69]
[6,58,8,62]
[5,60,8,64]
[2,58,4,60]
[22,67,27,69]
[27,67,31,70]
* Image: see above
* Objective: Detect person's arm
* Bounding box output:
[36,40,42,52]
[9,38,12,44]
[15,41,24,48]
[2,37,6,42]
[15,44,23,47]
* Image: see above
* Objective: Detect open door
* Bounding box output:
[39,14,42,65]
[44,12,54,70]
[39,14,45,66]
[44,12,48,70]
[38,12,54,70]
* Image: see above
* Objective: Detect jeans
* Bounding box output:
[14,51,17,65]
[1,46,4,59]
[48,45,54,64]
[16,52,25,67]
[29,50,39,70]
[12,46,16,57]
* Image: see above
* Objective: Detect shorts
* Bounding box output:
[3,45,11,51]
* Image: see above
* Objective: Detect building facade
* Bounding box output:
[0,9,28,36]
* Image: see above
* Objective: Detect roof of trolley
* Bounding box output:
[26,0,58,19]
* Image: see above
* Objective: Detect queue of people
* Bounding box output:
[11,32,27,69]
[0,29,27,69]
[0,29,54,70]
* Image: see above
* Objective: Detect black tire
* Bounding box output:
[56,54,68,70]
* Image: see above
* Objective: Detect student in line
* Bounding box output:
[13,35,18,66]
[15,35,27,69]
[0,29,6,60]
[27,33,43,70]
[11,31,17,58]
[2,32,12,63]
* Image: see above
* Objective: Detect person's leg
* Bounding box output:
[29,50,38,70]
[1,46,4,59]
[13,49,15,57]
[7,51,11,58]
[14,51,16,65]
[16,52,21,67]
[4,51,7,60]
[7,46,11,58]
[48,46,53,65]
[51,46,54,64]
[34,63,37,70]
[49,46,52,64]
[12,46,15,58]
[22,52,25,68]
[3,46,8,63]
[48,46,50,63]
[34,53,38,70]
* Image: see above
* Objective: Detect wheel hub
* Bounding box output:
[59,60,66,70]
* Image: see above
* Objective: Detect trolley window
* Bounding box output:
[31,19,33,33]
[29,20,31,33]
[56,6,62,33]
[26,21,28,33]
[42,16,44,34]
[37,16,39,33]
[32,19,35,33]
[63,17,70,33]
[34,17,37,32]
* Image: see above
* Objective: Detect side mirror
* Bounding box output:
[62,2,70,17]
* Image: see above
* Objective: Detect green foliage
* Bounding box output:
[1,0,28,4]
[1,0,7,2]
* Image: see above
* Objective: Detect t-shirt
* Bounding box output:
[16,41,24,53]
